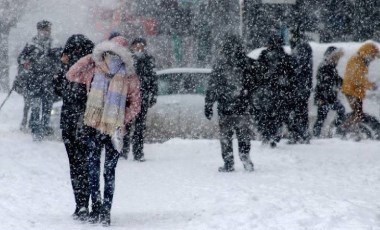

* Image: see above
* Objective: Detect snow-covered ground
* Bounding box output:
[1,90,380,230]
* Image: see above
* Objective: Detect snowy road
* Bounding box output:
[1,94,380,230]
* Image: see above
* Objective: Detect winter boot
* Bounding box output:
[218,163,234,172]
[72,206,80,220]
[242,160,254,172]
[76,207,89,222]
[100,209,111,227]
[88,201,102,224]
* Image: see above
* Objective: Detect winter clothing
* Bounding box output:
[341,42,378,100]
[17,34,60,139]
[255,38,294,145]
[288,41,313,143]
[313,47,345,137]
[341,42,379,132]
[205,34,254,172]
[122,49,158,160]
[53,34,94,216]
[67,36,140,224]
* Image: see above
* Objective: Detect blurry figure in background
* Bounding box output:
[53,34,94,221]
[255,35,294,147]
[288,28,313,144]
[121,37,158,162]
[17,20,58,141]
[312,46,345,138]
[340,42,380,138]
[66,36,141,226]
[205,34,255,172]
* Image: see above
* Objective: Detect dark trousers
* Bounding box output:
[288,99,310,142]
[122,108,148,160]
[29,97,53,137]
[313,101,345,137]
[62,125,89,209]
[219,115,252,168]
[21,96,32,128]
[86,127,120,212]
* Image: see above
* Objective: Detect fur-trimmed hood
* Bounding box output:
[92,39,135,74]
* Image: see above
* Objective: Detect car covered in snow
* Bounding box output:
[145,67,219,141]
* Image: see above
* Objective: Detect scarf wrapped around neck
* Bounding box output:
[84,57,129,136]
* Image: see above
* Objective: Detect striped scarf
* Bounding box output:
[84,60,129,136]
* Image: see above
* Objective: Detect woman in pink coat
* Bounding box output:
[66,36,141,226]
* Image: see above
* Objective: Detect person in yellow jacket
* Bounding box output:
[341,42,380,133]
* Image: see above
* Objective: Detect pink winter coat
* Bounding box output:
[66,38,141,124]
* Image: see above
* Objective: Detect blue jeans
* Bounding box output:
[86,127,120,212]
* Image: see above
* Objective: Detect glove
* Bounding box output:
[205,105,213,120]
[149,96,157,108]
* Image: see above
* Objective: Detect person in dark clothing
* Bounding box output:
[121,37,158,161]
[53,34,94,221]
[312,46,345,137]
[17,20,58,141]
[255,35,294,147]
[288,28,313,144]
[205,34,255,172]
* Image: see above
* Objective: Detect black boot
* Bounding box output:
[242,160,254,172]
[76,207,89,221]
[100,209,111,227]
[218,162,234,172]
[88,201,102,224]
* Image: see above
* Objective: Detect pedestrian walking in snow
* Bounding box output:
[53,34,94,221]
[17,20,59,141]
[312,46,345,137]
[255,35,294,147]
[66,36,141,226]
[340,42,380,138]
[205,34,255,172]
[121,37,158,162]
[288,28,313,144]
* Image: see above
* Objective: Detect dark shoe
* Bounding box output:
[270,141,277,148]
[88,201,102,224]
[242,160,254,172]
[218,164,235,172]
[72,206,80,220]
[100,209,111,227]
[134,156,146,162]
[76,207,89,222]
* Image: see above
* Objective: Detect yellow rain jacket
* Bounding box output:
[342,43,379,99]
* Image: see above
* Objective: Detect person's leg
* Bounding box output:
[332,101,346,128]
[20,96,30,130]
[235,115,254,171]
[41,97,54,135]
[313,104,329,137]
[86,127,103,222]
[299,99,311,142]
[101,135,121,226]
[132,109,148,161]
[121,122,133,159]
[218,115,235,172]
[342,95,363,131]
[29,97,42,140]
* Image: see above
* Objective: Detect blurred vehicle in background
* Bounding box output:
[145,67,219,142]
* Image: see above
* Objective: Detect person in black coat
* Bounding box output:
[205,34,255,172]
[121,38,158,161]
[53,34,94,221]
[17,20,59,141]
[312,46,345,137]
[288,28,313,144]
[255,35,294,147]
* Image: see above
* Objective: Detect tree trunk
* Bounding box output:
[0,29,10,92]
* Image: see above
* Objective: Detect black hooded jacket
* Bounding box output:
[314,61,342,105]
[53,34,94,129]
[205,35,255,116]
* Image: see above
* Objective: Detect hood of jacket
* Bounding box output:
[357,42,379,59]
[92,36,135,74]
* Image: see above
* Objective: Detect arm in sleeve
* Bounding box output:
[66,54,95,87]
[125,74,141,124]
